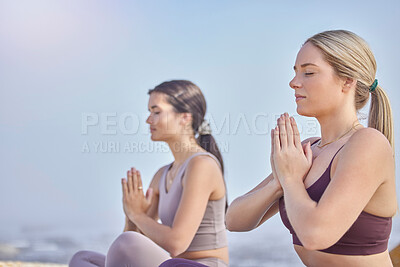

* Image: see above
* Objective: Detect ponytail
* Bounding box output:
[368,86,394,147]
[197,134,225,174]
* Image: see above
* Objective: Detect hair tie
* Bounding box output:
[198,120,212,135]
[369,79,378,92]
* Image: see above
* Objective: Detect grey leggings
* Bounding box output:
[69,231,171,267]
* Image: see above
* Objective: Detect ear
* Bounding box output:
[342,77,357,93]
[180,113,193,126]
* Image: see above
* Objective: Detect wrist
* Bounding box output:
[130,211,147,225]
[269,177,284,198]
[281,177,303,192]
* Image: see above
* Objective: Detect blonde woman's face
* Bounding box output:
[289,42,344,117]
[146,92,182,141]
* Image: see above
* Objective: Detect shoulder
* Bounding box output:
[302,136,320,145]
[337,128,394,173]
[346,127,393,156]
[183,154,222,184]
[186,154,222,174]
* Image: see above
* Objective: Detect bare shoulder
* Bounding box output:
[346,128,393,157]
[337,128,394,175]
[183,154,222,184]
[186,155,222,176]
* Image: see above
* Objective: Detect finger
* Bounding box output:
[137,170,143,193]
[131,167,138,192]
[274,126,281,153]
[122,178,128,198]
[305,142,313,164]
[278,115,287,149]
[285,113,294,147]
[290,117,302,149]
[270,131,277,178]
[127,170,132,193]
[146,188,153,204]
[270,128,274,155]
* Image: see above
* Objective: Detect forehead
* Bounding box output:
[148,92,171,109]
[295,42,325,66]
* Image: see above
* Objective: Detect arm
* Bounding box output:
[226,135,318,232]
[274,116,394,250]
[226,173,282,231]
[125,156,223,257]
[123,166,164,233]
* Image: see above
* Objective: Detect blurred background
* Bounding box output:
[1,0,399,266]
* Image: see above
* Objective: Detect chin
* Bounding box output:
[150,134,165,142]
[296,106,314,117]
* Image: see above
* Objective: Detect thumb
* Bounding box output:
[146,188,154,203]
[304,142,313,164]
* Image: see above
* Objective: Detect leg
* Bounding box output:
[159,259,208,267]
[105,231,171,267]
[69,250,106,267]
[159,258,228,267]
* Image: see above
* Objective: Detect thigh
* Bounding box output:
[159,258,229,267]
[106,231,171,267]
[69,250,106,267]
[159,258,208,267]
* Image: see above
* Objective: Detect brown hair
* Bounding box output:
[306,30,394,147]
[148,80,227,208]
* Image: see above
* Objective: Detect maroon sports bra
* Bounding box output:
[279,139,392,255]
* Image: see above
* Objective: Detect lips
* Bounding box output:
[295,94,306,102]
[150,128,156,133]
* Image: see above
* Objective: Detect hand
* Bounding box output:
[122,167,153,222]
[271,113,312,187]
[270,128,282,192]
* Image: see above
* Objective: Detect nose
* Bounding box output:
[146,115,152,124]
[289,75,301,90]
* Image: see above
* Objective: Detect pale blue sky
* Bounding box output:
[0,0,399,236]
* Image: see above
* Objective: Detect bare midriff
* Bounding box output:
[295,245,392,267]
[177,247,229,264]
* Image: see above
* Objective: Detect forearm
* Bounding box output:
[226,176,283,231]
[123,216,140,232]
[282,179,319,242]
[130,213,178,255]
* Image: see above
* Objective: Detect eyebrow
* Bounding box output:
[293,63,318,71]
[148,105,160,111]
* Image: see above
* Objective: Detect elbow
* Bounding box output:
[298,227,334,251]
[225,204,255,232]
[225,208,252,232]
[166,238,189,257]
[225,218,253,232]
[225,212,236,231]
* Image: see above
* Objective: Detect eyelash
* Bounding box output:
[305,72,314,76]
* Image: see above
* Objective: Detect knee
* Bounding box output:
[107,231,144,255]
[69,250,90,266]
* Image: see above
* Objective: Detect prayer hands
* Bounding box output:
[270,113,312,187]
[122,168,153,222]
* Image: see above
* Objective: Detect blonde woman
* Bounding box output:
[226,30,396,266]
[69,80,228,267]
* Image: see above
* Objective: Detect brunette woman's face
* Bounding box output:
[146,92,184,141]
[289,42,345,117]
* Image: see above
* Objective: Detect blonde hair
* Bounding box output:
[306,30,394,147]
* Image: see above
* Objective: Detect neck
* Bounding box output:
[316,108,359,146]
[167,136,204,165]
